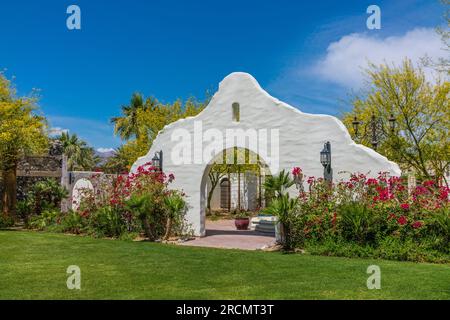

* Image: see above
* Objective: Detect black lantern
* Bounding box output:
[320,141,333,183]
[352,113,397,150]
[152,150,163,172]
[352,116,361,136]
[388,113,396,133]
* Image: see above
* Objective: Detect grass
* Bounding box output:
[0,230,449,299]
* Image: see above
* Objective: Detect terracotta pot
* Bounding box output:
[235,218,250,230]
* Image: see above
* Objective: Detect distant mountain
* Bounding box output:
[95,148,116,165]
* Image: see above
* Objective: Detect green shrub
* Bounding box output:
[0,214,14,228]
[21,179,68,224]
[88,206,129,238]
[375,237,449,263]
[338,202,376,244]
[28,209,65,231]
[58,211,87,234]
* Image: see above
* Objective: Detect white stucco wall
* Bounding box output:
[131,72,401,237]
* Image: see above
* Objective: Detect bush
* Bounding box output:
[0,214,14,228]
[284,168,450,263]
[35,163,190,241]
[28,209,61,230]
[58,211,88,234]
[339,202,376,244]
[88,206,130,238]
[21,179,68,223]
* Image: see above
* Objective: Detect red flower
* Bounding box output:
[292,167,302,177]
[366,178,378,186]
[331,212,337,226]
[423,180,435,187]
[412,221,423,229]
[397,216,407,226]
[400,203,410,210]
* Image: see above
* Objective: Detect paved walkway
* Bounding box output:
[181,219,276,250]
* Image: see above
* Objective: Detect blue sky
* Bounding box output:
[0,0,446,150]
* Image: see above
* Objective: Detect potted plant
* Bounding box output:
[234,210,250,230]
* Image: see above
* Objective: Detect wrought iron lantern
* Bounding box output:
[320,141,333,183]
[152,150,163,172]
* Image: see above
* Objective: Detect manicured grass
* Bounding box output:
[0,230,449,299]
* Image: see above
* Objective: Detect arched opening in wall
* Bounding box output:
[199,148,275,245]
[219,178,230,210]
[71,178,94,211]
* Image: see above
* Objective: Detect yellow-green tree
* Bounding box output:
[0,74,48,215]
[342,60,449,184]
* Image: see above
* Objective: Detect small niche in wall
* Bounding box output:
[232,102,240,122]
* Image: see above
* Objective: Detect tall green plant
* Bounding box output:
[263,193,298,249]
[163,192,186,240]
[263,169,294,199]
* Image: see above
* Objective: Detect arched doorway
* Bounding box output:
[199,147,272,235]
[220,178,230,210]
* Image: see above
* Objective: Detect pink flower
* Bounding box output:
[412,221,423,229]
[423,180,435,187]
[400,203,410,210]
[292,167,302,177]
[397,216,408,226]
[387,213,396,221]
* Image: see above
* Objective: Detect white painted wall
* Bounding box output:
[131,72,401,236]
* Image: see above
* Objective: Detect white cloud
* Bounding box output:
[48,127,69,136]
[313,28,447,88]
[96,148,115,153]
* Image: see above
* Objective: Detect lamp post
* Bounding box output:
[320,141,332,183]
[352,113,396,150]
[152,150,163,172]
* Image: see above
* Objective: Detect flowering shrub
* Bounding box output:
[32,163,190,241]
[286,169,450,263]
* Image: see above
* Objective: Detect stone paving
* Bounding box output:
[181,219,276,250]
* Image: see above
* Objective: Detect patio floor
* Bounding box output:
[181,219,276,250]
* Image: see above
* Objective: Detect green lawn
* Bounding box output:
[0,230,449,299]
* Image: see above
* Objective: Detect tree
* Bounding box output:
[57,132,98,171]
[101,146,129,173]
[263,169,294,199]
[0,74,48,216]
[424,0,449,74]
[163,191,186,240]
[111,92,147,141]
[342,60,449,184]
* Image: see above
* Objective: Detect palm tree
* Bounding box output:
[163,192,186,240]
[111,92,146,141]
[58,132,98,171]
[263,169,294,199]
[263,193,298,249]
